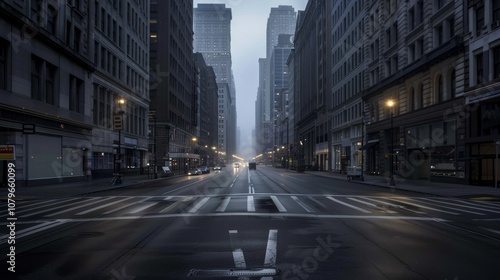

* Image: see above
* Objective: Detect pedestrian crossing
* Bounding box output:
[8,194,500,220]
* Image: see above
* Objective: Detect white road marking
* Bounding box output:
[22,214,447,223]
[391,198,459,215]
[420,198,500,214]
[360,197,425,214]
[188,197,210,213]
[264,229,278,266]
[348,197,398,214]
[76,197,134,215]
[128,202,158,214]
[308,196,328,209]
[270,196,287,212]
[229,230,247,268]
[0,220,66,244]
[21,197,101,217]
[248,196,255,212]
[4,198,80,217]
[159,197,193,214]
[103,197,151,214]
[216,197,231,212]
[44,197,116,217]
[327,196,371,213]
[291,196,315,213]
[413,198,486,215]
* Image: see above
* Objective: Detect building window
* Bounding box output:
[493,0,500,23]
[418,83,424,109]
[437,75,444,102]
[476,52,484,85]
[476,5,485,32]
[409,87,415,111]
[494,46,500,80]
[437,0,447,10]
[31,56,42,101]
[69,75,84,113]
[0,40,7,90]
[47,4,58,35]
[450,69,456,98]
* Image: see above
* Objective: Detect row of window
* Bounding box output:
[92,84,147,137]
[31,55,84,113]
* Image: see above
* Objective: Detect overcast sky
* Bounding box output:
[193,0,308,156]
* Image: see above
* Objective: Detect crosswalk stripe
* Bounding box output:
[103,197,151,214]
[129,202,158,214]
[291,196,315,213]
[188,197,210,213]
[271,196,287,212]
[248,196,255,212]
[327,196,371,213]
[390,198,459,215]
[308,196,328,209]
[414,198,486,215]
[3,198,80,217]
[453,200,500,212]
[14,199,57,209]
[159,197,193,214]
[45,197,116,217]
[21,197,101,217]
[76,197,135,215]
[216,197,231,212]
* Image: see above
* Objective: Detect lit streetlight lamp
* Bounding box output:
[387,100,396,186]
[113,97,125,184]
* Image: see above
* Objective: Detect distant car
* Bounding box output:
[188,168,202,175]
[248,162,256,170]
[233,162,240,168]
[198,166,210,174]
[213,165,222,171]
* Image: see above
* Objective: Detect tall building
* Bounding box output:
[193,4,236,162]
[270,34,294,166]
[150,0,196,174]
[0,0,94,185]
[91,0,150,177]
[257,5,297,161]
[329,0,365,173]
[0,0,150,185]
[294,0,329,170]
[194,52,218,166]
[362,0,466,184]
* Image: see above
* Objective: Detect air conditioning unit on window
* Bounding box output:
[492,20,500,29]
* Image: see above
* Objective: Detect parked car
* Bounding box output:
[198,166,210,174]
[188,168,202,176]
[213,165,222,171]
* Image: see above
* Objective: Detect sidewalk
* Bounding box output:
[306,171,500,199]
[1,174,177,200]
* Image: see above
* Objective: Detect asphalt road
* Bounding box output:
[2,165,500,279]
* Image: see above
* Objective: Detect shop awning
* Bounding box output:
[359,140,379,150]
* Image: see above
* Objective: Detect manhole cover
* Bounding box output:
[187,267,279,278]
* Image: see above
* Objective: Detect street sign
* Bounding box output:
[0,146,15,160]
[113,114,123,130]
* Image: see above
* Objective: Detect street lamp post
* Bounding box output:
[387,100,396,186]
[495,140,500,189]
[360,111,365,181]
[113,97,125,184]
[149,110,157,179]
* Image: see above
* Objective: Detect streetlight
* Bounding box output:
[495,140,500,189]
[149,110,157,179]
[113,97,125,184]
[387,100,396,186]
